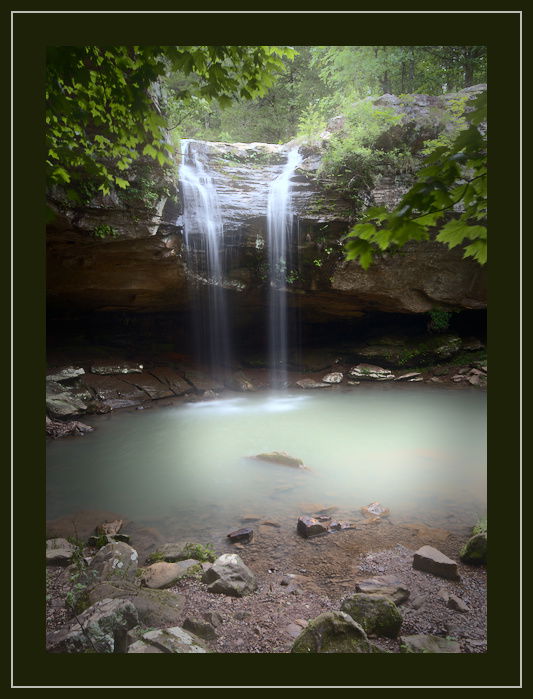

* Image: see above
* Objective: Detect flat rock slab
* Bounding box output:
[118,372,174,400]
[141,559,200,588]
[394,372,422,381]
[130,626,210,653]
[90,362,143,375]
[149,367,193,395]
[400,634,461,653]
[47,366,85,382]
[349,364,395,381]
[81,374,146,403]
[355,575,410,605]
[413,545,459,580]
[296,378,331,389]
[183,370,224,392]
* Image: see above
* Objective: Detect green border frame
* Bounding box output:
[11,7,520,688]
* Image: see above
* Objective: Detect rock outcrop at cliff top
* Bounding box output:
[47,86,486,318]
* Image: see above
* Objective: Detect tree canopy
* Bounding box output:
[46,45,295,196]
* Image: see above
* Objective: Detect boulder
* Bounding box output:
[412,545,459,580]
[349,364,394,381]
[253,451,305,469]
[322,372,343,384]
[355,575,410,605]
[89,542,139,582]
[202,553,257,597]
[460,532,487,564]
[227,528,254,544]
[297,516,329,538]
[296,378,331,389]
[46,598,138,653]
[128,626,210,653]
[291,611,379,653]
[183,617,217,640]
[400,634,461,653]
[341,593,403,638]
[46,538,77,566]
[88,580,185,628]
[141,559,201,589]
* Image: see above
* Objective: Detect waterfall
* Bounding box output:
[266,148,302,389]
[179,139,231,376]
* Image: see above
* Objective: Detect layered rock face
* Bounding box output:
[46,87,487,321]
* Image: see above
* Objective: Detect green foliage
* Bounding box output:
[46,45,295,194]
[179,542,216,563]
[428,309,453,332]
[64,541,97,615]
[93,224,119,239]
[345,90,487,268]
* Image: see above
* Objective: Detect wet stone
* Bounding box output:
[227,527,254,544]
[297,516,329,538]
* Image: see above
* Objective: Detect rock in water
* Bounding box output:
[412,545,459,580]
[361,502,390,518]
[227,528,254,544]
[46,598,139,653]
[341,593,403,638]
[253,451,305,468]
[400,634,461,653]
[291,611,379,653]
[297,516,329,538]
[202,553,257,597]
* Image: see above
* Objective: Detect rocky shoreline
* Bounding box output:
[45,515,487,654]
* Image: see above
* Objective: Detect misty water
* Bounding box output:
[46,384,486,543]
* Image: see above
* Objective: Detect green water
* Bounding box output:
[46,384,486,541]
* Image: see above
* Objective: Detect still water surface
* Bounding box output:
[46,385,486,541]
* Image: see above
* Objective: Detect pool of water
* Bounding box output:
[46,384,486,544]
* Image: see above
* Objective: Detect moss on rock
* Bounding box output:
[340,593,403,638]
[291,611,376,653]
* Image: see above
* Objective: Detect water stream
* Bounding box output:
[179,139,231,374]
[266,148,302,388]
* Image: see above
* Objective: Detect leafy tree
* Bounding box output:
[46,45,295,196]
[344,90,487,268]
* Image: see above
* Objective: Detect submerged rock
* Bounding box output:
[253,451,305,469]
[291,611,379,653]
[202,553,257,597]
[341,593,403,638]
[46,366,85,383]
[90,362,143,375]
[45,416,93,438]
[412,545,459,580]
[361,502,390,518]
